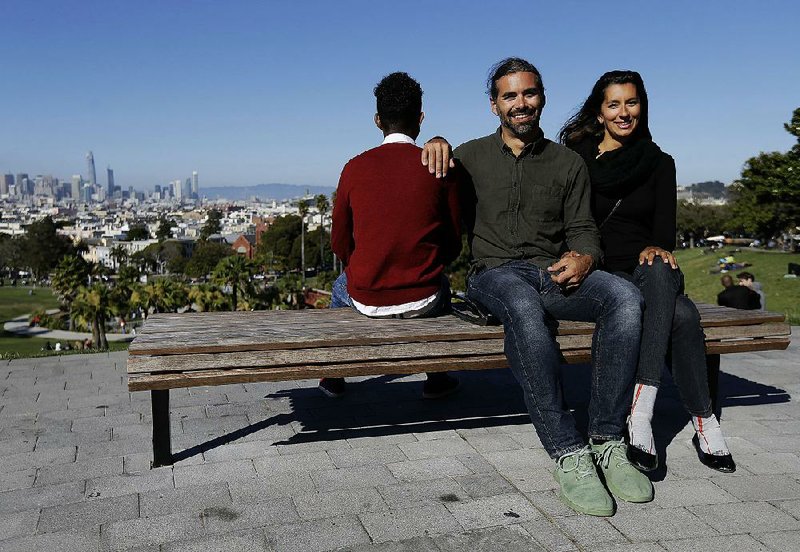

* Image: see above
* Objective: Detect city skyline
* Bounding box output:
[2,1,798,188]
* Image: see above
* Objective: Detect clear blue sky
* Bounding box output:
[1,0,798,190]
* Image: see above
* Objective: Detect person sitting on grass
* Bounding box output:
[323,71,462,400]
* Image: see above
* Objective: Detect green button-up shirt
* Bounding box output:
[454,128,602,272]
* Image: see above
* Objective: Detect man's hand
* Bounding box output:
[548,252,594,289]
[421,138,454,178]
[638,246,677,269]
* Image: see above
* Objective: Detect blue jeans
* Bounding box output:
[331,273,450,318]
[466,261,643,458]
[615,262,712,417]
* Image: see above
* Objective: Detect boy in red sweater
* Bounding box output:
[324,72,462,399]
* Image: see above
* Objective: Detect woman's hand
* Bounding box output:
[639,246,678,269]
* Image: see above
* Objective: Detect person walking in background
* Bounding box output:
[718,274,761,310]
[325,71,462,400]
[560,70,736,474]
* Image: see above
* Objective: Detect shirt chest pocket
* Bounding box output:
[525,188,563,222]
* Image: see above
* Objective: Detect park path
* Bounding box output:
[3,314,134,342]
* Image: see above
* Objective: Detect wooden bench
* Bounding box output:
[127,304,791,467]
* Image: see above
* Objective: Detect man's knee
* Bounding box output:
[468,269,547,323]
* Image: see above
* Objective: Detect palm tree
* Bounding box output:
[72,283,112,350]
[140,278,188,315]
[298,199,309,282]
[315,194,329,270]
[212,255,256,311]
[330,190,340,274]
[109,245,128,271]
[51,255,92,331]
[188,283,230,312]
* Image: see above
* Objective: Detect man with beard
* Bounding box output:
[422,58,652,516]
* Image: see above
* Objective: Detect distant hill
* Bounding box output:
[201,183,335,202]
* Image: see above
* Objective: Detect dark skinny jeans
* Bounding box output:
[614,261,713,417]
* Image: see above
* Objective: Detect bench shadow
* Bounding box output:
[171,365,790,466]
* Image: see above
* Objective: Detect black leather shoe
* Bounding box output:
[626,443,658,472]
[692,434,736,473]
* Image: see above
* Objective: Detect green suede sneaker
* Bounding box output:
[592,439,654,503]
[554,445,614,516]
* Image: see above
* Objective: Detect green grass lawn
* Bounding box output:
[0,285,59,322]
[0,286,129,359]
[675,248,800,325]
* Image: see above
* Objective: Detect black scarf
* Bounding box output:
[574,138,663,198]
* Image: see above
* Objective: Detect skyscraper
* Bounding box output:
[1,174,12,196]
[107,166,115,197]
[16,174,29,196]
[86,151,97,186]
[71,175,82,200]
[191,171,198,199]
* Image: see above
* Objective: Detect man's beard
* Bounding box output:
[501,108,539,137]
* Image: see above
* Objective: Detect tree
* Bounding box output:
[254,215,302,272]
[188,283,230,312]
[184,241,232,279]
[20,216,75,279]
[729,107,800,240]
[212,255,256,311]
[156,217,175,242]
[199,209,223,241]
[139,278,189,315]
[126,224,150,241]
[73,282,112,350]
[298,200,309,282]
[109,245,128,270]
[51,255,93,330]
[675,201,735,245]
[315,194,330,270]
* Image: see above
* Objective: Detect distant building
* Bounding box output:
[174,179,183,202]
[1,174,12,195]
[231,233,257,259]
[71,175,82,199]
[107,166,115,197]
[86,151,97,186]
[16,173,28,196]
[191,171,199,199]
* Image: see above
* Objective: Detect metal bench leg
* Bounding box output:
[151,389,173,467]
[706,354,721,421]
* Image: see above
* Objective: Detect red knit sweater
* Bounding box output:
[331,142,461,306]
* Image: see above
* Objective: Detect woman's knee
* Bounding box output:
[635,261,681,292]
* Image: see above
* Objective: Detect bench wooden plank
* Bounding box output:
[128,305,787,357]
[127,322,790,375]
[127,336,790,392]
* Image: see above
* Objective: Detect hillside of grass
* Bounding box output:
[0,286,59,322]
[675,248,800,325]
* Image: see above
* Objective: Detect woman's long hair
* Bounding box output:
[559,70,651,148]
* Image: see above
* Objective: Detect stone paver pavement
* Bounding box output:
[0,332,798,551]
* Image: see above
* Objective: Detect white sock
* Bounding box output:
[692,414,730,455]
[628,383,657,454]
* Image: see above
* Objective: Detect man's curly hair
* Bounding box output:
[374,72,423,128]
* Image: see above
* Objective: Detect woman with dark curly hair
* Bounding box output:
[559,71,735,473]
